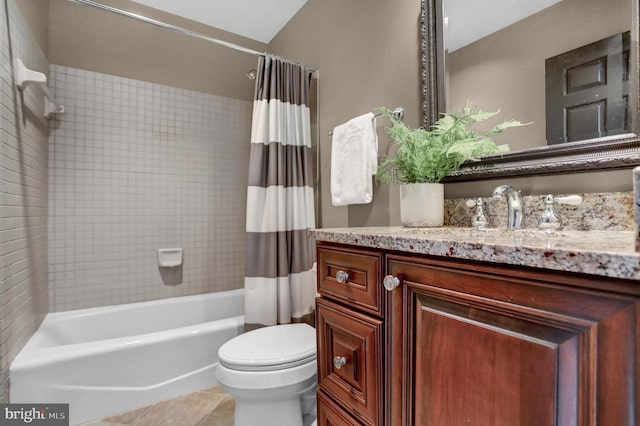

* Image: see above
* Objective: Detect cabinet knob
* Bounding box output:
[383,275,400,291]
[333,356,348,370]
[335,270,350,284]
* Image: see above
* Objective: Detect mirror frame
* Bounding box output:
[421,0,640,182]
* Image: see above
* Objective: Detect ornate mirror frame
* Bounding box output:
[421,0,640,182]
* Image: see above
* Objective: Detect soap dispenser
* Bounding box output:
[466,198,488,229]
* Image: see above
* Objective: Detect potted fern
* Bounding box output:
[376,104,527,227]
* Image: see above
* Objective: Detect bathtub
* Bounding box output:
[10,289,244,425]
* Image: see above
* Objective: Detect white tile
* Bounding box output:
[47,65,250,311]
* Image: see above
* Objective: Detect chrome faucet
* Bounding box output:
[492,185,523,229]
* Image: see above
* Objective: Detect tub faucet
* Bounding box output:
[492,184,523,229]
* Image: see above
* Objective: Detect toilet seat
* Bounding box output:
[219,323,316,372]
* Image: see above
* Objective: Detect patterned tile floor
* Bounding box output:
[84,386,234,426]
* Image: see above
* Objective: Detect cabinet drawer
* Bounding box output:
[316,298,383,426]
[317,390,363,426]
[317,245,382,315]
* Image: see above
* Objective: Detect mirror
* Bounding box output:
[421,0,640,181]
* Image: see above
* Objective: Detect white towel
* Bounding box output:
[330,113,378,206]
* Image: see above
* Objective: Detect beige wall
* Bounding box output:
[271,0,635,226]
[14,0,48,56]
[48,0,267,101]
[270,0,422,227]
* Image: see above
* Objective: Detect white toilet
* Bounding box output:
[216,323,318,426]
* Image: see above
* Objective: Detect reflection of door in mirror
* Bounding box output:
[444,0,631,153]
[545,31,631,145]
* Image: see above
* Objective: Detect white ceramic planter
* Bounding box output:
[399,183,444,227]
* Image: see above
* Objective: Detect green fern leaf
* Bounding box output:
[375,103,529,184]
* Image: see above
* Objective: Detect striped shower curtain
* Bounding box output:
[244,55,316,329]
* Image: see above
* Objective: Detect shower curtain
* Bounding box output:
[244,55,316,328]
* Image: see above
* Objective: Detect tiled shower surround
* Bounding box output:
[0,0,50,402]
[48,65,251,312]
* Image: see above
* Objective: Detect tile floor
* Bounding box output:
[84,386,234,426]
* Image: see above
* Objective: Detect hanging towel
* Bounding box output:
[330,113,378,206]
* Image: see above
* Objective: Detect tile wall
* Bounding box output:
[0,0,50,402]
[47,65,251,312]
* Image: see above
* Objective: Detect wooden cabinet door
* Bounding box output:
[317,390,363,426]
[316,298,383,426]
[387,255,639,426]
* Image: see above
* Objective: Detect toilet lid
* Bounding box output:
[219,323,317,371]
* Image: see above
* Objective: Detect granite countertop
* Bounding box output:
[309,227,640,280]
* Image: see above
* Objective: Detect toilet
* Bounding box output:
[215,323,318,426]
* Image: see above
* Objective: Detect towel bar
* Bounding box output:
[329,107,404,136]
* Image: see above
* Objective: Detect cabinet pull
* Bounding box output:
[335,270,350,284]
[333,356,348,369]
[383,275,400,291]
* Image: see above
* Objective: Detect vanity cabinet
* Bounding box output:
[315,241,640,426]
[315,245,384,425]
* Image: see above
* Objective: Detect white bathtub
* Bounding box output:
[10,289,244,425]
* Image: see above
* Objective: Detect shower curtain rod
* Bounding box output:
[68,0,317,72]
